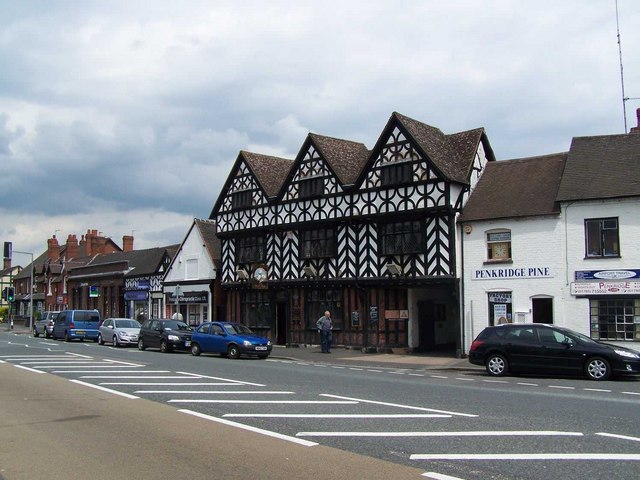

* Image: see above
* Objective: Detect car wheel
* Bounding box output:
[191,343,201,356]
[45,330,51,339]
[113,335,119,348]
[585,357,611,381]
[98,333,104,345]
[33,327,39,337]
[160,340,171,353]
[486,353,508,376]
[227,344,240,359]
[138,339,146,351]
[64,331,71,342]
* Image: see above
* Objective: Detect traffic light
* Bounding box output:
[7,287,15,302]
[1,287,6,301]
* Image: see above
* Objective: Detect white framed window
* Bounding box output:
[486,230,511,261]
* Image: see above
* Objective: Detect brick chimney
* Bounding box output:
[630,108,640,134]
[122,235,134,252]
[47,235,61,261]
[66,234,79,260]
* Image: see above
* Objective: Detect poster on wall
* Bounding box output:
[488,292,512,326]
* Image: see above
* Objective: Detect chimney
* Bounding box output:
[122,235,134,252]
[47,235,61,261]
[84,229,94,256]
[630,108,640,134]
[66,234,79,260]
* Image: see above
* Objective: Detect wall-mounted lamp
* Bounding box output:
[236,268,249,280]
[385,262,402,275]
[303,265,318,277]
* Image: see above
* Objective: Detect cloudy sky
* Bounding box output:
[1,0,638,259]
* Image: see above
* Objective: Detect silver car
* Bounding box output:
[98,318,141,347]
[33,311,60,338]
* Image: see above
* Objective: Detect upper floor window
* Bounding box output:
[236,236,265,263]
[301,228,336,259]
[299,177,324,199]
[232,190,253,209]
[487,231,511,261]
[585,218,619,258]
[381,220,423,255]
[380,161,413,187]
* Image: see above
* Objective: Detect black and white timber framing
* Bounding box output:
[210,112,494,352]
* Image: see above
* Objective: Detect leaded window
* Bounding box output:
[232,190,253,209]
[236,236,265,263]
[381,161,413,186]
[299,177,324,199]
[306,289,343,329]
[300,228,336,259]
[242,291,272,329]
[381,221,423,255]
[590,298,639,341]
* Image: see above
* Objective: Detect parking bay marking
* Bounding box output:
[136,390,295,394]
[224,414,452,418]
[169,399,359,404]
[297,430,584,438]
[321,394,478,417]
[410,453,640,461]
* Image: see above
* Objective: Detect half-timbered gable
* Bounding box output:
[210,111,495,354]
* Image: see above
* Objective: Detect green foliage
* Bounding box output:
[0,306,7,322]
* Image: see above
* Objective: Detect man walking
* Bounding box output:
[316,310,333,353]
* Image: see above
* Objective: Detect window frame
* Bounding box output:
[231,190,253,210]
[585,217,620,258]
[486,230,512,261]
[380,161,413,187]
[299,177,324,199]
[300,228,337,259]
[380,220,424,255]
[236,235,265,264]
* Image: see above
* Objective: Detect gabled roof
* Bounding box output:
[308,133,370,185]
[195,219,220,261]
[68,245,179,278]
[556,133,640,202]
[458,153,567,222]
[393,112,493,184]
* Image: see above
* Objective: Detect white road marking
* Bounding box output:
[321,394,477,417]
[622,391,640,396]
[100,382,244,386]
[410,453,640,461]
[517,382,538,386]
[177,372,265,386]
[584,388,611,393]
[549,385,575,390]
[596,432,640,442]
[179,409,318,447]
[169,399,359,404]
[422,472,467,480]
[224,414,451,418]
[83,376,192,379]
[136,390,294,394]
[297,430,583,438]
[37,365,140,369]
[14,364,45,374]
[70,380,139,399]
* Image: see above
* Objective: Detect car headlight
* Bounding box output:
[267,340,272,346]
[243,340,251,346]
[119,332,129,337]
[615,349,640,359]
[167,334,179,341]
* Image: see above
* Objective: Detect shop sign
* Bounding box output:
[137,279,150,290]
[168,291,208,303]
[571,281,640,296]
[473,267,552,280]
[124,291,149,301]
[575,269,640,281]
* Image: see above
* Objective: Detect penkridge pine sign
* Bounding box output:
[473,266,552,280]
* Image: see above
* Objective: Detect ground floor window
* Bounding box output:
[590,298,640,341]
[242,291,272,329]
[488,292,512,326]
[306,289,343,329]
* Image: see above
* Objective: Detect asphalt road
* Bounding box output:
[1,330,639,480]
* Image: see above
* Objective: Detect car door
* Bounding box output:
[503,326,543,371]
[195,323,213,352]
[210,323,227,353]
[537,327,584,374]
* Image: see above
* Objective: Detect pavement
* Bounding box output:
[3,322,481,372]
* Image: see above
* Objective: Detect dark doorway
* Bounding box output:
[276,301,287,345]
[532,297,553,324]
[416,300,435,352]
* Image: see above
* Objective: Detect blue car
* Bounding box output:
[190,322,272,359]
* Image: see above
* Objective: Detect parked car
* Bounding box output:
[469,323,640,381]
[52,310,101,342]
[190,322,272,359]
[32,311,60,338]
[98,318,141,347]
[137,319,193,353]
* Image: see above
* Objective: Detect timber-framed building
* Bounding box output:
[210,112,495,354]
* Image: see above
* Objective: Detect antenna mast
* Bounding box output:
[616,0,628,133]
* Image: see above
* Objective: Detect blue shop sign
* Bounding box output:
[575,269,640,281]
[124,291,149,301]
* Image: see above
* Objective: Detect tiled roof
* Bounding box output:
[195,219,220,261]
[458,153,567,222]
[394,112,488,184]
[309,133,370,185]
[79,245,179,277]
[242,151,295,198]
[556,133,640,201]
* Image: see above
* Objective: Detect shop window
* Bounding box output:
[300,228,336,259]
[242,291,272,329]
[236,236,265,263]
[585,218,619,257]
[488,291,512,326]
[486,231,511,261]
[380,220,423,255]
[306,289,343,329]
[590,298,639,341]
[299,177,324,199]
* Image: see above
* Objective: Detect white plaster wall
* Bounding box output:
[461,215,568,353]
[165,227,216,283]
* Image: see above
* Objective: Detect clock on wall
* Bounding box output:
[254,267,268,282]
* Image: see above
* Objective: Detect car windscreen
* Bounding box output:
[115,320,141,329]
[163,321,192,331]
[223,323,253,335]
